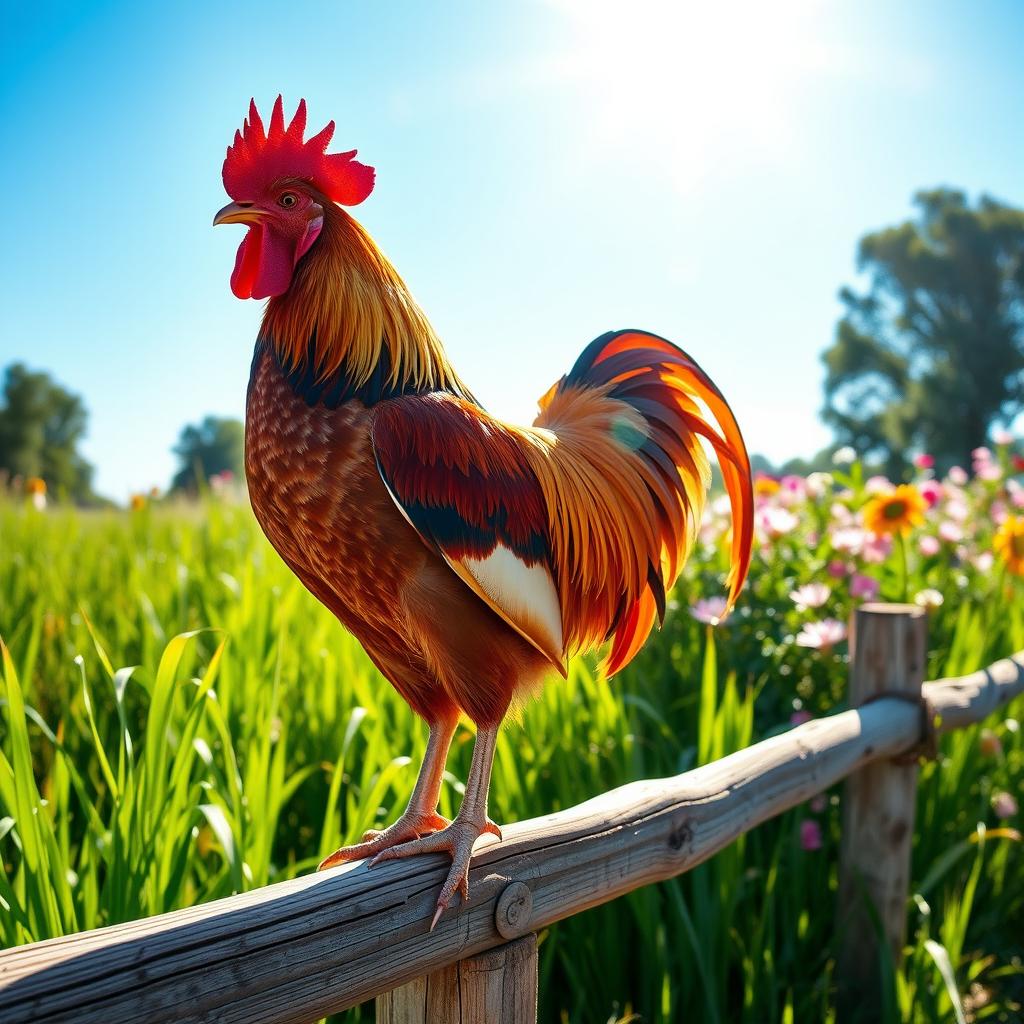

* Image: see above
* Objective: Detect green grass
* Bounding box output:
[1,494,1022,1022]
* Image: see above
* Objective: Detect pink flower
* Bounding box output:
[992,791,1018,819]
[914,453,935,469]
[948,466,968,486]
[809,794,828,813]
[862,533,893,564]
[690,596,729,625]
[790,583,831,610]
[790,709,813,727]
[919,535,941,557]
[865,475,894,495]
[830,502,853,525]
[919,480,943,507]
[938,521,963,544]
[800,819,823,851]
[978,462,1003,482]
[796,619,847,651]
[972,446,993,465]
[827,560,850,579]
[993,428,1015,447]
[850,574,879,600]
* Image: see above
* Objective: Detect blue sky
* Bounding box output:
[2,1,1022,500]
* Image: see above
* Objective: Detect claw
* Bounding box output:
[317,810,452,871]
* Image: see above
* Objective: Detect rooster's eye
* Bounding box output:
[279,192,298,208]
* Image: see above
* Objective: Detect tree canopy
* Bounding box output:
[171,415,244,492]
[0,363,96,501]
[822,188,1024,476]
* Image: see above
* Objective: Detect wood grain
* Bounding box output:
[837,604,927,1020]
[377,935,537,1024]
[0,650,1020,1024]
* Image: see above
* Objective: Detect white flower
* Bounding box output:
[948,466,968,486]
[993,428,1015,446]
[832,446,857,466]
[805,472,834,498]
[789,583,831,610]
[914,589,944,609]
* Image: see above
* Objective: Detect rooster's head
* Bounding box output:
[214,96,374,300]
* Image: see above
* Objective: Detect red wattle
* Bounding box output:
[230,224,298,300]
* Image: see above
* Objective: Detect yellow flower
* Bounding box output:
[25,476,46,496]
[994,516,1024,576]
[754,475,781,498]
[130,494,147,511]
[862,484,927,536]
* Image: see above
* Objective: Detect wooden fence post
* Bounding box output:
[376,934,538,1024]
[837,602,928,1021]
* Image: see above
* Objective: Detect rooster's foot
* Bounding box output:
[368,815,502,928]
[317,810,451,871]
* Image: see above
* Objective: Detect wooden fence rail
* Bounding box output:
[1,605,1022,1023]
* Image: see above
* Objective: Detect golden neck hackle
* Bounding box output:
[262,202,470,398]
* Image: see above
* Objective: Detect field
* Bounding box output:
[2,452,1023,1023]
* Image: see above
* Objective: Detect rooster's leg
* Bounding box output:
[369,723,502,928]
[317,714,458,871]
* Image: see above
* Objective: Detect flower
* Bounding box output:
[809,794,828,813]
[850,574,879,600]
[914,589,944,609]
[831,527,868,556]
[938,521,963,544]
[862,484,927,536]
[913,453,935,469]
[805,472,833,498]
[972,446,993,465]
[754,474,781,499]
[948,466,969,486]
[690,596,729,625]
[789,583,830,610]
[972,551,994,573]
[994,516,1024,576]
[865,475,894,495]
[1014,455,1024,473]
[796,619,847,651]
[977,461,1003,482]
[25,476,46,495]
[833,446,857,466]
[130,494,147,511]
[919,480,943,507]
[827,560,850,579]
[862,533,893,563]
[978,729,1003,758]
[919,535,941,557]
[993,428,1015,447]
[790,709,813,727]
[759,506,799,538]
[800,819,823,851]
[992,791,1018,819]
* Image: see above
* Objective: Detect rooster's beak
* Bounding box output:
[213,202,266,227]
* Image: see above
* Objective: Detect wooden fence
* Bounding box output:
[1,604,1022,1023]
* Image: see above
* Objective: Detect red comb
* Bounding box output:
[222,96,374,206]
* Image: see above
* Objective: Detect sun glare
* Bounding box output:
[543,0,833,191]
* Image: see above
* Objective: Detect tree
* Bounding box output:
[823,188,1024,476]
[171,416,244,492]
[0,363,95,501]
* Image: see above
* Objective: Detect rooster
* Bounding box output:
[215,97,754,927]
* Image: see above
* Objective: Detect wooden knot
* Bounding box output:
[495,881,532,939]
